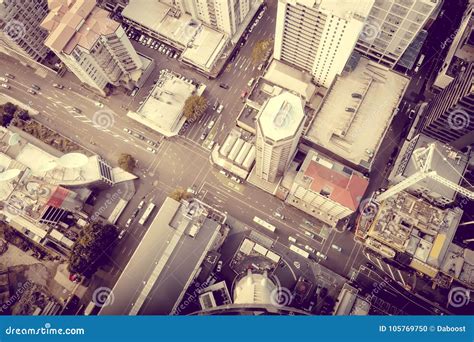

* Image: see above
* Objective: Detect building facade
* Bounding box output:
[176,0,250,36]
[0,0,51,63]
[255,92,305,183]
[355,0,439,68]
[41,0,142,95]
[419,62,474,149]
[273,0,374,88]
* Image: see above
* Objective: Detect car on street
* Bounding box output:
[52,83,64,89]
[138,200,146,209]
[125,218,133,228]
[240,90,248,99]
[27,89,37,94]
[213,100,219,111]
[247,78,255,87]
[71,107,81,113]
[146,147,157,153]
[288,236,297,243]
[230,175,242,183]
[31,84,40,91]
[304,230,315,239]
[219,83,229,89]
[304,245,315,253]
[408,109,416,119]
[273,212,285,219]
[316,251,327,260]
[200,132,208,140]
[123,128,132,134]
[132,132,144,140]
[207,120,215,130]
[1,83,10,89]
[0,77,8,82]
[5,73,15,79]
[216,260,223,272]
[118,229,126,239]
[208,141,215,150]
[219,170,228,177]
[331,244,342,252]
[95,102,104,108]
[216,104,224,114]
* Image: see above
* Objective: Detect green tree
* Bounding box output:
[183,95,207,122]
[251,39,273,65]
[118,153,136,172]
[169,187,191,202]
[68,222,118,277]
[2,102,17,116]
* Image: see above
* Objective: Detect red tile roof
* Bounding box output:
[304,160,368,211]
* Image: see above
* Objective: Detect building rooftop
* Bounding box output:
[99,198,222,315]
[297,0,374,19]
[127,71,197,137]
[305,57,409,169]
[122,0,169,34]
[42,0,119,54]
[368,192,463,270]
[257,92,305,142]
[301,150,369,211]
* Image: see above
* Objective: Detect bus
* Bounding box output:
[139,203,156,225]
[253,216,276,232]
[290,244,309,259]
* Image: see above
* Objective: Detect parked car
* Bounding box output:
[408,109,416,119]
[123,128,132,134]
[0,77,8,82]
[146,147,156,153]
[31,84,40,91]
[71,107,81,113]
[230,175,242,183]
[216,104,224,114]
[1,83,10,89]
[138,200,146,209]
[200,132,207,140]
[216,260,223,272]
[213,100,219,111]
[304,230,315,239]
[208,141,215,150]
[27,89,36,94]
[4,73,15,79]
[219,83,229,89]
[219,170,228,177]
[273,211,285,219]
[118,230,126,239]
[331,244,342,252]
[95,102,104,108]
[207,120,215,130]
[247,78,255,87]
[125,218,133,228]
[240,90,248,99]
[288,236,297,243]
[304,245,315,253]
[52,83,64,89]
[316,251,327,260]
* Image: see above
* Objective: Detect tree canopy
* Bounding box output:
[169,187,191,202]
[118,153,136,172]
[183,95,207,122]
[251,39,273,65]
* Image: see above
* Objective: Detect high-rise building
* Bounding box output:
[355,0,439,68]
[0,0,51,63]
[419,62,474,149]
[273,0,374,88]
[41,0,143,95]
[176,0,250,36]
[255,92,305,183]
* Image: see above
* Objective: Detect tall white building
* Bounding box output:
[273,0,374,88]
[355,0,439,68]
[255,92,305,183]
[41,0,143,95]
[176,0,250,36]
[0,0,51,63]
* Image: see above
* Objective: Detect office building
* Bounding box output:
[0,0,51,63]
[420,62,474,149]
[176,0,250,36]
[273,0,374,88]
[41,0,143,96]
[355,0,439,68]
[255,92,305,183]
